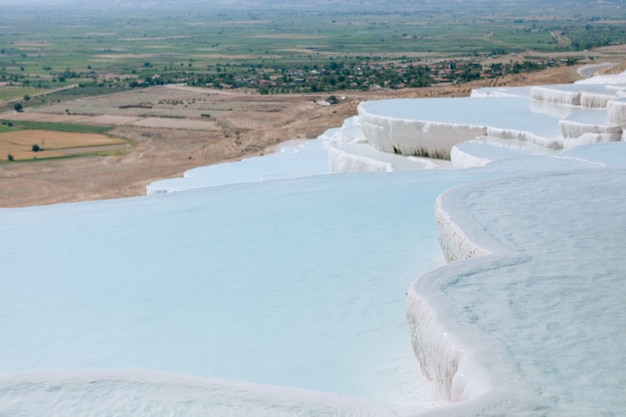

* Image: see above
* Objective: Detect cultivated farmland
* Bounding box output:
[0,129,127,161]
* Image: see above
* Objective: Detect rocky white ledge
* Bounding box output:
[406,162,626,416]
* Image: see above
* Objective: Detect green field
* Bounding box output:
[0,87,46,102]
[0,120,113,135]
[1,0,625,101]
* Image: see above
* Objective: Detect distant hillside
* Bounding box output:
[166,0,623,10]
[5,0,624,11]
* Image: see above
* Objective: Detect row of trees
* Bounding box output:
[186,61,433,93]
[3,55,565,108]
[181,57,556,94]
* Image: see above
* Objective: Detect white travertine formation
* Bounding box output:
[607,98,626,127]
[359,80,626,163]
[580,91,615,108]
[405,166,626,416]
[405,284,494,404]
[450,145,491,168]
[562,132,622,150]
[359,104,487,159]
[434,195,490,263]
[0,370,397,417]
[328,144,394,173]
[530,86,581,106]
[559,118,621,139]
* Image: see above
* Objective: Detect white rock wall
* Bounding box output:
[434,195,490,263]
[359,104,487,159]
[450,146,491,169]
[327,145,394,173]
[530,86,581,106]
[607,99,626,127]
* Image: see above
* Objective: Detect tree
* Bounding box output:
[32,144,41,152]
[7,154,14,161]
[13,103,23,112]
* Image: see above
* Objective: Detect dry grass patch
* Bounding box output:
[130,117,217,130]
[0,111,87,124]
[254,34,327,39]
[12,41,52,47]
[193,54,262,59]
[1,130,126,161]
[94,53,181,59]
[87,115,142,126]
[119,36,189,41]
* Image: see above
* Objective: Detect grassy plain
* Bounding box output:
[0,120,112,134]
[0,87,45,102]
[1,1,625,95]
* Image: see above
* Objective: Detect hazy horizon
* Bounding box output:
[1,0,614,8]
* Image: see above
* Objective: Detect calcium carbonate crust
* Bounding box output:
[328,144,394,173]
[0,370,397,417]
[402,168,618,417]
[404,181,556,417]
[433,195,490,263]
[450,145,491,169]
[405,184,500,414]
[359,104,487,159]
